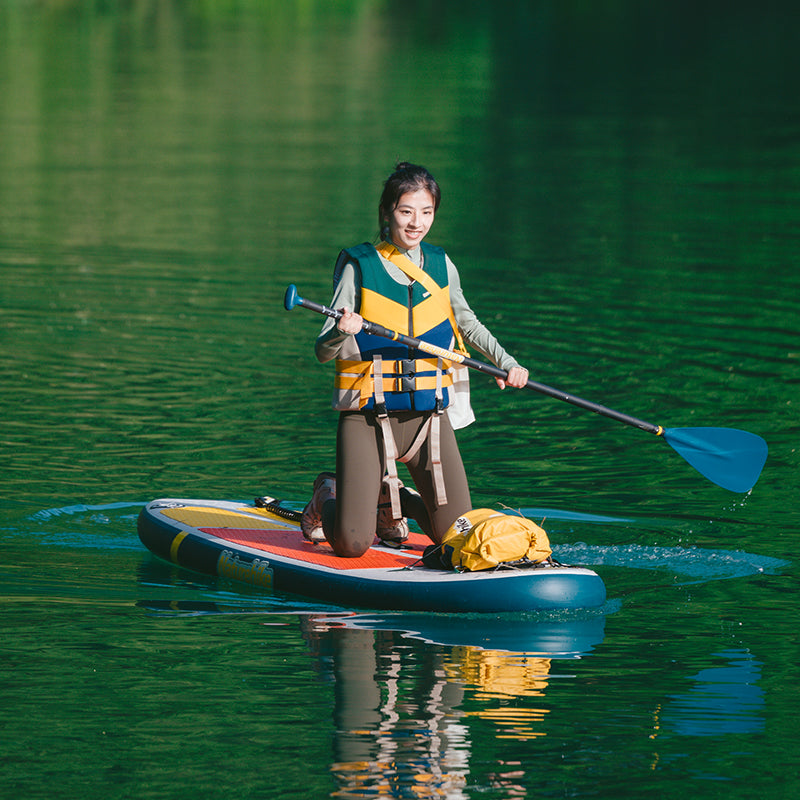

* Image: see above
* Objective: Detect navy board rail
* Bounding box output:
[137,498,607,612]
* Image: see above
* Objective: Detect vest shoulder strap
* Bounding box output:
[333,242,377,290]
[374,241,467,355]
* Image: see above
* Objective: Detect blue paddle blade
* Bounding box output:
[663,427,768,492]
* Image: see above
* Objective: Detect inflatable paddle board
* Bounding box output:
[137,498,606,612]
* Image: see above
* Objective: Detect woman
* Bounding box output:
[302,162,528,557]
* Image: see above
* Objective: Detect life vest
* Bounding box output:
[426,508,552,572]
[333,242,457,412]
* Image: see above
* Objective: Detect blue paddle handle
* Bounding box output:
[284,284,344,320]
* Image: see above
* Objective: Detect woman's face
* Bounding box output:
[385,188,435,250]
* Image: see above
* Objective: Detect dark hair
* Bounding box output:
[378,162,441,237]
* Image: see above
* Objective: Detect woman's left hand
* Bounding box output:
[496,366,529,390]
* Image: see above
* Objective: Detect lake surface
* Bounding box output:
[2,2,798,798]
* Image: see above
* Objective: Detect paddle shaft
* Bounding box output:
[286,287,662,436]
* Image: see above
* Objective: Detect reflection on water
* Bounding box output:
[329,610,607,655]
[300,613,604,797]
[661,650,765,737]
[135,559,769,796]
[295,614,767,793]
[128,600,765,796]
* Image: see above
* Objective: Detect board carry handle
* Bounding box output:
[283,284,768,492]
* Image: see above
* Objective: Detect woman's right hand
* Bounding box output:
[337,307,363,335]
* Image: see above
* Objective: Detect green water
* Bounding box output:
[2,2,798,798]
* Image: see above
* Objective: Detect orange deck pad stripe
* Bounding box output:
[201,527,428,570]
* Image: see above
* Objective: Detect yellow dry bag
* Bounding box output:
[434,508,552,572]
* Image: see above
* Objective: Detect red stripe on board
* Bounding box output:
[201,527,427,570]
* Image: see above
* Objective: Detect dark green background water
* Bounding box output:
[2,2,798,798]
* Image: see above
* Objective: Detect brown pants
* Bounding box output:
[322,410,472,557]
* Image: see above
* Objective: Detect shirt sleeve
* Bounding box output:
[447,256,521,372]
[314,261,359,363]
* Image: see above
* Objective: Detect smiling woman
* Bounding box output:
[301,162,530,559]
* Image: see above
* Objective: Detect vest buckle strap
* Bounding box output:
[398,359,416,393]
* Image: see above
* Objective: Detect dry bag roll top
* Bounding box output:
[424,508,552,571]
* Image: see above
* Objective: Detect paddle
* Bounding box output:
[284,284,768,493]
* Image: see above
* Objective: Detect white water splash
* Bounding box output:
[559,542,788,583]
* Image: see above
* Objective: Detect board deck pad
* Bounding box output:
[160,505,428,569]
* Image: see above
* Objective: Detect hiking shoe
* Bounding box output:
[376,479,411,548]
[301,472,336,543]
